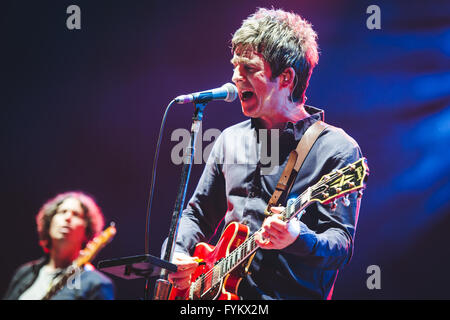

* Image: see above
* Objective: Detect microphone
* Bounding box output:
[174,83,238,104]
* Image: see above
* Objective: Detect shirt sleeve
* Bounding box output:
[3,265,28,300]
[85,281,115,300]
[82,270,115,300]
[161,133,228,257]
[283,143,364,270]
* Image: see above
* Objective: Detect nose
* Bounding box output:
[62,210,75,221]
[232,66,243,84]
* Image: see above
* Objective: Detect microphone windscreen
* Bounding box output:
[222,83,238,102]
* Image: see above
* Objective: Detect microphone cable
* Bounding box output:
[144,99,176,255]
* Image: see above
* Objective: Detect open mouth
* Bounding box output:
[60,226,71,233]
[241,91,254,101]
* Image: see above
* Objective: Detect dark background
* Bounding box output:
[1,0,449,300]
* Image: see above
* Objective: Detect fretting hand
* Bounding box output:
[255,206,301,250]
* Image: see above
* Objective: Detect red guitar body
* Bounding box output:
[168,222,253,300]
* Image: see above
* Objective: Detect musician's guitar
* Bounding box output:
[168,158,369,300]
[41,223,117,300]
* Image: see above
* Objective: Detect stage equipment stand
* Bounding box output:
[153,101,207,300]
[98,102,208,300]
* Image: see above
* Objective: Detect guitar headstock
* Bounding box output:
[310,158,369,205]
[76,223,117,267]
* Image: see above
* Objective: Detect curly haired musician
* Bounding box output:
[3,191,114,300]
[166,8,364,300]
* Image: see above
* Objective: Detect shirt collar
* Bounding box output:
[32,256,50,275]
[250,105,325,141]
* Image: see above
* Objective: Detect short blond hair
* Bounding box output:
[232,8,319,103]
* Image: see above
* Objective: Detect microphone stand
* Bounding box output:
[153,101,207,300]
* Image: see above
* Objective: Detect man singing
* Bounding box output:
[166,7,364,300]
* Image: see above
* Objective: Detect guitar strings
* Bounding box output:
[194,178,330,295]
[194,168,348,296]
[189,162,363,298]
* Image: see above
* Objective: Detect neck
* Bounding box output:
[47,243,81,270]
[259,102,309,129]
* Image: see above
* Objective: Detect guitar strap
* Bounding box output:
[264,120,329,215]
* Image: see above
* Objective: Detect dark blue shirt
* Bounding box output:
[172,105,363,300]
[3,256,115,300]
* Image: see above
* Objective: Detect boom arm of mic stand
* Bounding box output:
[153,102,207,300]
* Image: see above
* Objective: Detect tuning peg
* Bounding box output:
[346,181,355,188]
[357,189,364,199]
[333,187,342,194]
[341,195,350,207]
[330,200,338,211]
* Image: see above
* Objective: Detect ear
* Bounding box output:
[279,67,295,90]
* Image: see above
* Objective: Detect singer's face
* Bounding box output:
[231,49,283,121]
[49,197,87,248]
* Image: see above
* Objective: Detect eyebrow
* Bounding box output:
[231,56,250,65]
[230,57,259,68]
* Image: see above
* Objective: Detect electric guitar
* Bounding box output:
[41,223,117,300]
[168,158,369,300]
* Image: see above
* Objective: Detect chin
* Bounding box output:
[241,103,259,118]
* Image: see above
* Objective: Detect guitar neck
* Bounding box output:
[41,265,80,300]
[41,224,116,300]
